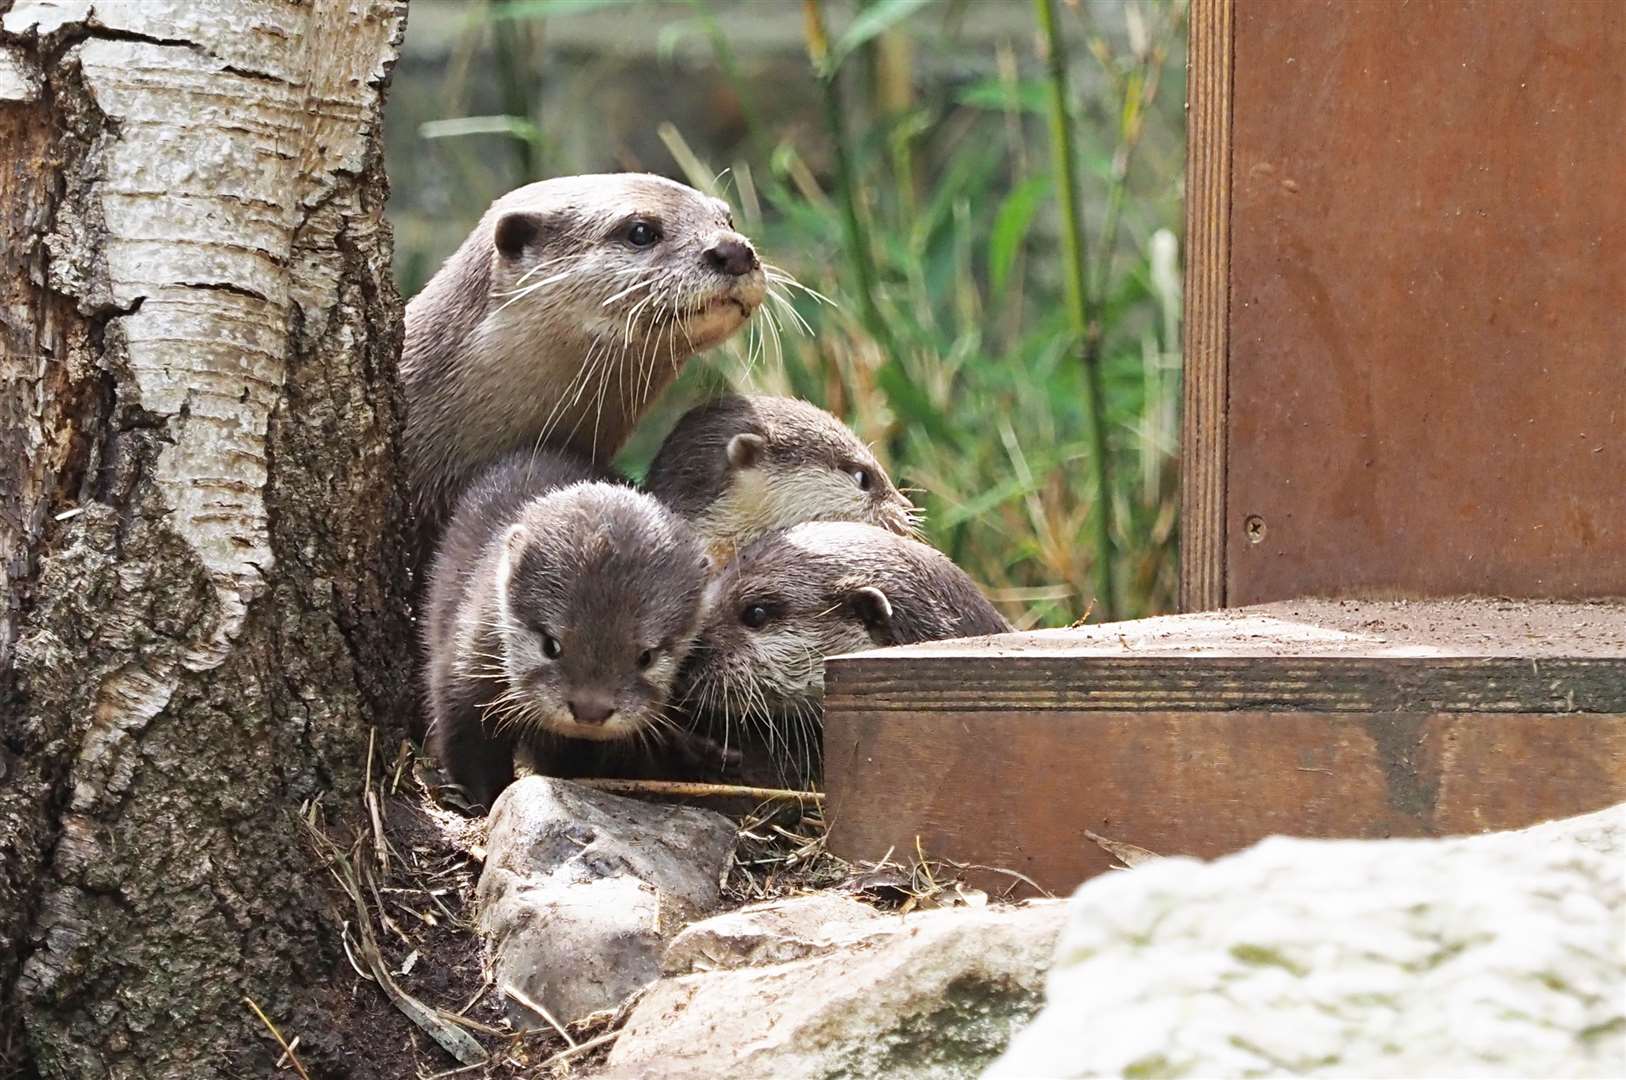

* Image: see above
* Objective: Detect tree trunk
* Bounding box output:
[0,2,411,1076]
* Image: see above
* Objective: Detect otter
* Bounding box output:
[644,394,920,557]
[678,521,1011,770]
[402,173,767,540]
[425,448,714,811]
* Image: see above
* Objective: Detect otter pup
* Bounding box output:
[679,521,1011,745]
[644,394,919,556]
[425,448,712,810]
[403,173,767,538]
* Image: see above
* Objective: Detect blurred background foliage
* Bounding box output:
[386,0,1187,626]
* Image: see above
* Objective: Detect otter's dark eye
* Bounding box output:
[850,467,872,491]
[636,648,655,671]
[625,220,661,249]
[740,604,770,630]
[541,632,562,660]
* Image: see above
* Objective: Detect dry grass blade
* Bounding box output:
[1085,829,1162,868]
[539,1028,623,1070]
[242,995,312,1080]
[571,778,825,804]
[500,982,577,1048]
[367,789,390,874]
[302,820,487,1067]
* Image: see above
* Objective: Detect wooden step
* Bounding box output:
[822,598,1626,896]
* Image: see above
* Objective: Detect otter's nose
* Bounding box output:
[568,695,616,726]
[704,237,759,277]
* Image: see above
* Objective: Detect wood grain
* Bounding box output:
[1179,0,1234,611]
[1224,0,1626,602]
[825,708,1626,896]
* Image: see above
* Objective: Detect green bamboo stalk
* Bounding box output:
[1034,0,1118,622]
[803,0,898,363]
[489,3,545,181]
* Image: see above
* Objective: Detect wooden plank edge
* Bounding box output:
[823,654,1626,714]
[1179,0,1235,612]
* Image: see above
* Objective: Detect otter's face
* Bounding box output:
[487,174,767,361]
[492,485,709,743]
[679,535,896,725]
[714,426,921,543]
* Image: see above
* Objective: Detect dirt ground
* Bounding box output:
[282,741,964,1080]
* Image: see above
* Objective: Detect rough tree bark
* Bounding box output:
[0,1,411,1076]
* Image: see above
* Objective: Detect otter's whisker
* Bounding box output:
[509,253,574,288]
[765,286,815,338]
[601,274,656,309]
[762,264,837,308]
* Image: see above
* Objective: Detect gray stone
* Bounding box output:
[607,900,1068,1079]
[475,776,737,1028]
[661,892,889,974]
[989,803,1626,1079]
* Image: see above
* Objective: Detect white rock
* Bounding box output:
[607,900,1068,1079]
[475,777,736,1028]
[989,803,1626,1079]
[661,892,889,974]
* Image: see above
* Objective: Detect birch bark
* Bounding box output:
[0,1,411,1075]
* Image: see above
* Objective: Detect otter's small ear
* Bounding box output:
[845,585,893,637]
[503,523,529,556]
[726,433,766,471]
[494,211,547,259]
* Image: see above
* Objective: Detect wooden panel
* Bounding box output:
[1179,0,1234,611]
[1224,0,1626,602]
[822,599,1626,894]
[824,709,1626,896]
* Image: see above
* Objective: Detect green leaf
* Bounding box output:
[418,115,547,148]
[989,174,1051,294]
[490,0,633,20]
[875,362,959,449]
[956,78,1049,115]
[832,0,938,68]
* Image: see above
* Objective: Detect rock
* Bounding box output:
[474,776,737,1028]
[989,803,1626,1079]
[661,892,888,974]
[606,900,1067,1079]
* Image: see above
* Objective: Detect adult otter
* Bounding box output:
[644,394,920,557]
[424,448,714,810]
[402,174,766,538]
[679,521,1011,769]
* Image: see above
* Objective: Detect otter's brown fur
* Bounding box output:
[645,394,919,556]
[679,521,1011,744]
[424,448,713,810]
[403,174,766,539]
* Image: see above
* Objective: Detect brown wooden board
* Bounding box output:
[822,600,1626,895]
[1181,0,1626,607]
[825,708,1625,896]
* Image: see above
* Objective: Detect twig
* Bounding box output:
[366,789,389,875]
[500,982,577,1048]
[539,1027,623,1070]
[242,996,312,1080]
[570,778,826,804]
[457,974,494,1018]
[1034,0,1119,621]
[302,822,486,1066]
[390,738,411,795]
